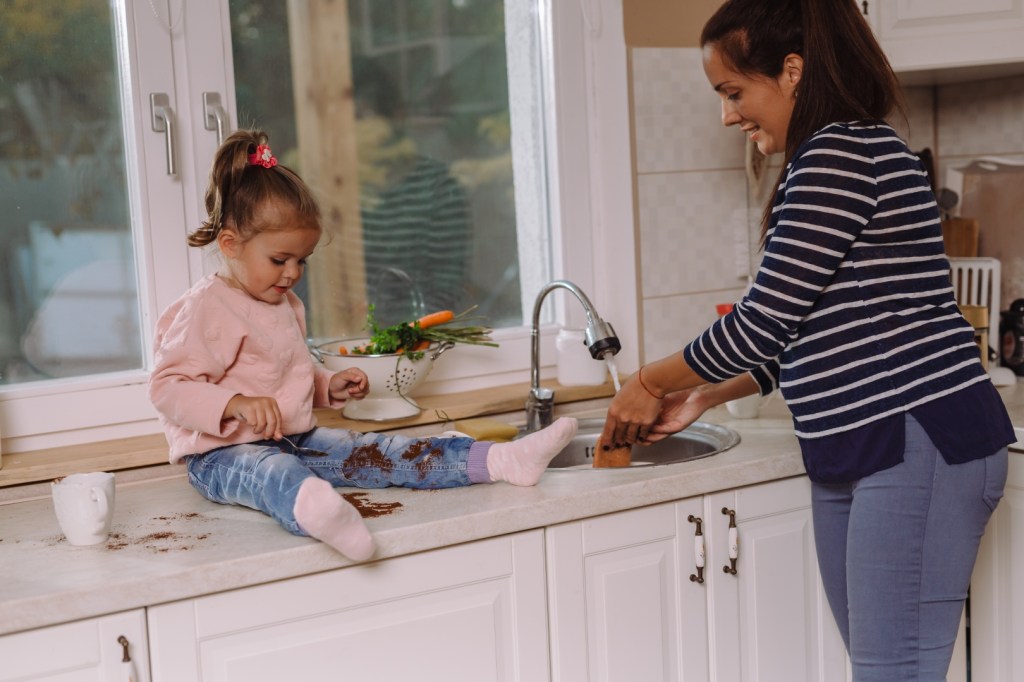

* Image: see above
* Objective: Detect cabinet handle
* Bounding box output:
[722,507,739,575]
[149,92,177,176]
[202,91,229,145]
[688,514,706,584]
[117,635,131,662]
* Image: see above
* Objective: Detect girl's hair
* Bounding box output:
[187,129,321,247]
[701,0,905,240]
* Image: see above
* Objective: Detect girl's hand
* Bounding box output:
[225,394,283,441]
[330,367,369,401]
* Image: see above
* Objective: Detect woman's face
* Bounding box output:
[702,44,802,156]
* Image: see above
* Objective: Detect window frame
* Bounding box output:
[0,0,638,454]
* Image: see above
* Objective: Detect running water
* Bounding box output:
[604,355,622,392]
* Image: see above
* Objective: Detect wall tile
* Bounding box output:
[632,47,745,173]
[899,86,936,153]
[641,289,745,362]
[638,169,751,297]
[937,75,1024,157]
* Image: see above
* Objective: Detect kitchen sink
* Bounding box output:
[544,418,740,471]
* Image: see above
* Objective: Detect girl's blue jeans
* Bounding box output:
[812,414,1007,681]
[186,427,485,536]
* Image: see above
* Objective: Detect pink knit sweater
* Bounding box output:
[149,275,345,463]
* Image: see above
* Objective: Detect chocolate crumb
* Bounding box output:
[342,491,404,518]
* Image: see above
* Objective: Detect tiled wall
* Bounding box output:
[631,45,1024,362]
[632,47,749,362]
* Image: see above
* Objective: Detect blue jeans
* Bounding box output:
[186,427,483,536]
[812,414,1007,681]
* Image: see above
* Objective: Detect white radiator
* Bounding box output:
[949,256,1000,330]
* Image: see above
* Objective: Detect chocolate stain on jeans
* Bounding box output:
[342,443,395,478]
[400,440,445,480]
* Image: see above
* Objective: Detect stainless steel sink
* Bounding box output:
[545,418,740,471]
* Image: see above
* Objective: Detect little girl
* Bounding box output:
[149,130,577,562]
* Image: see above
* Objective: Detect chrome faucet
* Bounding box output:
[526,279,621,432]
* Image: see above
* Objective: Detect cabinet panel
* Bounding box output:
[0,610,149,682]
[584,540,679,681]
[149,531,549,682]
[546,499,710,682]
[707,478,847,682]
[967,451,1024,682]
[871,0,1024,80]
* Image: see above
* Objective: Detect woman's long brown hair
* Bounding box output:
[701,0,906,243]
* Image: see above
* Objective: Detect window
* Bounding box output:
[0,0,636,454]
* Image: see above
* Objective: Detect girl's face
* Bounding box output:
[217,204,321,305]
[702,44,802,156]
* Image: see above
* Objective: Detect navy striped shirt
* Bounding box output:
[684,121,1013,481]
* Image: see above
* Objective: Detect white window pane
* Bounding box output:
[0,1,142,387]
[228,0,546,337]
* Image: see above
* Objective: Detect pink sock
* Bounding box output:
[294,478,375,561]
[487,417,578,486]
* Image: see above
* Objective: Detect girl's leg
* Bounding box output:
[294,417,578,489]
[843,415,1006,681]
[187,444,373,560]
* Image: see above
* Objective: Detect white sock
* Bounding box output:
[293,478,375,561]
[487,417,578,486]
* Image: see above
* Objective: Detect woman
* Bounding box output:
[602,0,1014,678]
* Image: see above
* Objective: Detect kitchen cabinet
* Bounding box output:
[146,531,550,682]
[863,0,1024,83]
[0,609,149,682]
[545,475,848,682]
[964,449,1024,681]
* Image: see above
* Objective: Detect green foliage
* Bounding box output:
[354,305,497,359]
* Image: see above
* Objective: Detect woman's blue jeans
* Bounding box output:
[812,414,1007,681]
[186,427,480,536]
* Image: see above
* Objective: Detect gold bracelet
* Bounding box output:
[637,365,665,400]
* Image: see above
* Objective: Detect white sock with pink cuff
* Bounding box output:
[486,417,578,486]
[293,478,375,561]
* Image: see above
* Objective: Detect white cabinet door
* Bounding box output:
[966,450,1024,681]
[546,477,847,682]
[148,531,549,682]
[546,498,709,682]
[706,477,847,682]
[869,0,1024,78]
[0,609,150,682]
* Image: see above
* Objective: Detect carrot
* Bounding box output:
[413,340,430,351]
[412,310,454,329]
[337,346,349,355]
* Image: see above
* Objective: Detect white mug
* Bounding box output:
[726,393,764,419]
[52,472,116,546]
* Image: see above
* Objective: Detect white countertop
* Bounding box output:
[3,386,1022,636]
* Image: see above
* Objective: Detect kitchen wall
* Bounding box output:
[628,37,1024,361]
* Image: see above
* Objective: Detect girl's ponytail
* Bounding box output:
[188,130,320,247]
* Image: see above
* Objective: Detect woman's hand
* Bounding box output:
[330,367,370,401]
[224,394,283,441]
[600,372,665,448]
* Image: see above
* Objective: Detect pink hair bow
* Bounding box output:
[248,144,278,168]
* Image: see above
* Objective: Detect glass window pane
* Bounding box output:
[0,1,141,386]
[230,0,527,335]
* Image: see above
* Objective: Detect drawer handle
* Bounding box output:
[688,514,706,584]
[722,507,739,575]
[118,634,131,662]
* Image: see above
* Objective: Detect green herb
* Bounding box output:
[353,305,498,359]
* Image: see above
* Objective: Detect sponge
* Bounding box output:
[452,418,520,443]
